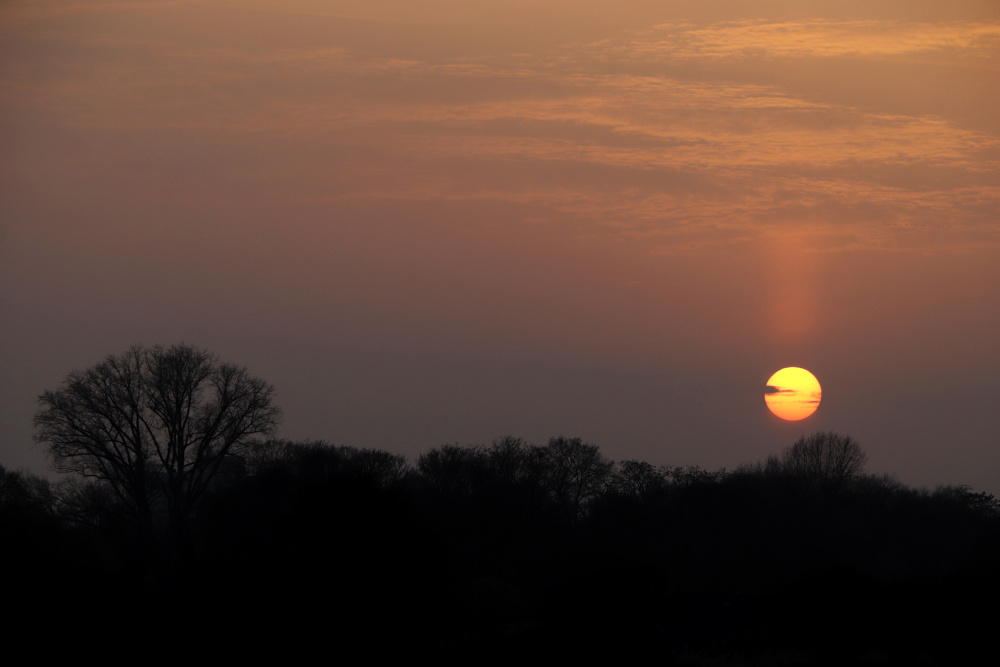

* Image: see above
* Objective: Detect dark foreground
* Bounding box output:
[4,438,999,664]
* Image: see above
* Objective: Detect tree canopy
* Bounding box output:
[34,343,280,548]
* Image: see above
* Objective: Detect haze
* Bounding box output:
[2,1,998,493]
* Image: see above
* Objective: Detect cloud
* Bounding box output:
[594,19,1000,60]
[2,5,996,253]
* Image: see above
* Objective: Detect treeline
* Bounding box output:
[4,433,1000,663]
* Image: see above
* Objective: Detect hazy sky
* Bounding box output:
[2,1,998,493]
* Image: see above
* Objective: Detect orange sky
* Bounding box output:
[2,1,998,492]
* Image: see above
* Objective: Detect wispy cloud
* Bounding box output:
[2,6,997,252]
[596,19,1000,60]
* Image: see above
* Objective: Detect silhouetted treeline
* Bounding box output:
[4,434,1000,663]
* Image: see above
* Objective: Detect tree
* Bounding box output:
[613,460,668,498]
[779,432,867,489]
[935,484,1000,517]
[485,436,544,488]
[540,436,614,522]
[252,440,410,489]
[34,344,280,552]
[417,444,485,495]
[0,463,53,512]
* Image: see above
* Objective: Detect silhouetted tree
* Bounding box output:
[779,432,867,489]
[934,484,1000,517]
[485,436,545,488]
[0,464,53,513]
[665,464,723,487]
[613,460,668,498]
[34,343,280,555]
[341,446,410,488]
[51,477,126,531]
[241,438,298,477]
[540,436,613,522]
[417,444,486,495]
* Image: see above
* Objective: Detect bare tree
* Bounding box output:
[35,344,280,550]
[614,460,668,498]
[780,432,867,488]
[540,437,614,522]
[0,463,54,513]
[417,444,484,495]
[485,436,545,487]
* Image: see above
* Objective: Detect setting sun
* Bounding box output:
[765,367,822,421]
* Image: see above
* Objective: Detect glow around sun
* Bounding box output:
[765,367,821,421]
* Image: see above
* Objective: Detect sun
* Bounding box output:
[765,367,821,421]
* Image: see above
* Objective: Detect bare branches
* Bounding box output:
[541,437,614,522]
[34,344,280,544]
[774,432,868,490]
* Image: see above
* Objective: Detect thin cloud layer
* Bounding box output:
[8,7,995,252]
[5,3,1000,250]
[603,19,1000,59]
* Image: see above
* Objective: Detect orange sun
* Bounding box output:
[765,367,821,421]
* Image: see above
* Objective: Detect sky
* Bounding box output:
[2,0,998,493]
